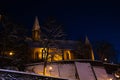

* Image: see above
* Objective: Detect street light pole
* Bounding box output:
[58,63,60,77]
[49,66,52,76]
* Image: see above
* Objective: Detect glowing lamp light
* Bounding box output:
[115,72,120,78]
[49,66,52,70]
[49,66,53,76]
[109,78,113,80]
[9,52,14,56]
[104,58,107,61]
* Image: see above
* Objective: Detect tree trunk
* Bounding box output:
[43,48,49,75]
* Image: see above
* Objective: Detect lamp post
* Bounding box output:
[49,66,52,76]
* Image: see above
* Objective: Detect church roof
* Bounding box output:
[53,40,78,49]
[27,40,79,50]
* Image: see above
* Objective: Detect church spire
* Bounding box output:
[32,16,40,31]
[85,36,90,45]
[85,36,95,61]
[32,16,41,41]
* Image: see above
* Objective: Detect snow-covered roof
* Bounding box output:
[27,39,79,50]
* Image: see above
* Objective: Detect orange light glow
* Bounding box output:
[49,66,53,70]
[9,52,14,56]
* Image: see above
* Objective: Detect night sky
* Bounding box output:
[1,1,120,57]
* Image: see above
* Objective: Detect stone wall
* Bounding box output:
[26,62,78,80]
[26,61,117,80]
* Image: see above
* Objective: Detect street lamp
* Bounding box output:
[9,52,14,56]
[49,66,53,76]
[104,58,107,62]
[114,70,120,79]
[114,72,120,79]
[108,78,113,80]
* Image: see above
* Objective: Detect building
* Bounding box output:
[27,17,95,62]
[26,17,120,80]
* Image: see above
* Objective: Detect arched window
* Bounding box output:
[66,52,70,60]
[42,49,47,60]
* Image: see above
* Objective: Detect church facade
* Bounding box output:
[27,17,95,62]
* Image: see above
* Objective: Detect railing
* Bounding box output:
[0,69,67,80]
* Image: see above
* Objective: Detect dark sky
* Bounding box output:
[0,1,120,51]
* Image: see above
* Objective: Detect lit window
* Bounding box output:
[53,54,62,61]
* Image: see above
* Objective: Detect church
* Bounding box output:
[27,17,95,62]
[25,20,120,79]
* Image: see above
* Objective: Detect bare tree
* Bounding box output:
[0,14,28,69]
[94,41,117,63]
[41,17,65,75]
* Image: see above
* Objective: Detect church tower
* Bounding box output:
[32,16,41,41]
[85,36,95,61]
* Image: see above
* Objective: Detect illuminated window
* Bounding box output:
[42,49,47,59]
[47,55,52,61]
[66,53,69,60]
[53,54,62,61]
